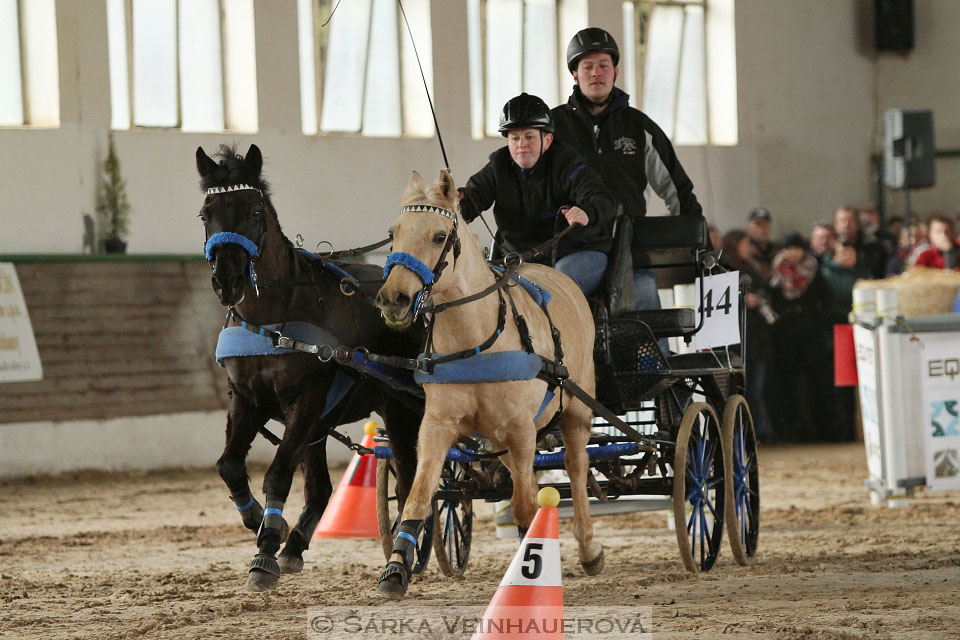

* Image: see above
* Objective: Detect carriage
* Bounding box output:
[372,210,760,577]
[196,146,757,593]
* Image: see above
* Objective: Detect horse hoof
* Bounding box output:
[377,576,407,600]
[278,554,303,574]
[247,553,281,591]
[377,562,409,600]
[581,548,604,576]
[247,569,279,591]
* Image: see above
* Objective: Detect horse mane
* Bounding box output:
[199,144,272,196]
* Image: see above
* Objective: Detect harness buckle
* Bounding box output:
[333,345,352,364]
[276,335,295,349]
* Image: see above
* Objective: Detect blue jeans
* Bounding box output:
[633,268,670,355]
[555,251,608,297]
[632,268,661,311]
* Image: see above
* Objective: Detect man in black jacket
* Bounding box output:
[458,93,617,296]
[551,28,703,310]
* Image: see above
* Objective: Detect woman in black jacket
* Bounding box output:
[458,93,616,296]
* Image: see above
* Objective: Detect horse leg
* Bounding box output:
[559,404,603,575]
[277,438,331,574]
[504,420,539,537]
[216,387,269,534]
[377,416,458,599]
[247,395,323,592]
[379,399,421,512]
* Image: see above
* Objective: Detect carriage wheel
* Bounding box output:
[672,402,725,572]
[722,394,760,565]
[431,460,473,577]
[375,457,434,574]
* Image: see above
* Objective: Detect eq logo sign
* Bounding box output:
[928,359,960,380]
[931,400,960,438]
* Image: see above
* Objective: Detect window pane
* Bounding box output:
[0,0,24,125]
[621,1,637,108]
[467,0,484,139]
[106,0,129,129]
[298,0,318,135]
[179,0,224,132]
[133,0,178,127]
[675,5,705,144]
[20,0,59,126]
[485,0,522,135]
[642,5,683,138]
[523,0,558,106]
[321,0,371,132]
[399,0,433,137]
[707,0,737,144]
[223,0,258,132]
[364,0,401,137]
[557,0,587,96]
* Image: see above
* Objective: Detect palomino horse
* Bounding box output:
[196,144,423,591]
[374,170,604,598]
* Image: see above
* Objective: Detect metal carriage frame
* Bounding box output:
[373,213,760,577]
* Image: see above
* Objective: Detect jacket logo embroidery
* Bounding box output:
[614,136,637,155]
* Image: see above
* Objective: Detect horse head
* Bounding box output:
[196,144,271,307]
[376,170,474,329]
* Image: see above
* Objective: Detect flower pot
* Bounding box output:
[104,239,127,254]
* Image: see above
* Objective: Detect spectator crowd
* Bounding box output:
[720,204,960,444]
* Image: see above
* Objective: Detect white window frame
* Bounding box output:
[298,0,434,137]
[468,0,586,139]
[623,0,737,145]
[0,0,60,128]
[107,0,258,132]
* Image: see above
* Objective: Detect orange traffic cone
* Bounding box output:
[314,421,379,538]
[472,487,564,639]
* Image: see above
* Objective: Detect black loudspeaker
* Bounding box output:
[883,109,935,189]
[875,0,913,52]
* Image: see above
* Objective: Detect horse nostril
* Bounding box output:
[376,289,412,310]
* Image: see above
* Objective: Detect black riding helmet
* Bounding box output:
[566,27,620,72]
[498,93,554,136]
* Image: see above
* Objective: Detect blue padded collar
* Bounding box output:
[205,232,259,261]
[384,251,434,285]
[413,350,542,385]
[216,321,338,365]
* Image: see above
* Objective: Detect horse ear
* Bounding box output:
[244,144,263,176]
[196,146,219,178]
[402,171,426,202]
[437,170,457,201]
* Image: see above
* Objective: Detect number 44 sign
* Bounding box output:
[694,270,741,350]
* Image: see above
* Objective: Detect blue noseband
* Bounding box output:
[205,232,259,262]
[383,252,435,285]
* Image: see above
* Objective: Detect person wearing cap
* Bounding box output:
[551,27,703,311]
[746,207,777,279]
[458,93,616,296]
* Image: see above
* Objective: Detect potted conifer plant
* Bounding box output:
[96,133,131,253]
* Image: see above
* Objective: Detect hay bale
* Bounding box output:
[855,267,960,317]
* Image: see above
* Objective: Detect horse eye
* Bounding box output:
[433,232,446,244]
[251,209,262,221]
[197,212,207,223]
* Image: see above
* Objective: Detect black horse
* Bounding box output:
[196,144,422,591]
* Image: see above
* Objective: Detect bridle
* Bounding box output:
[382,204,462,320]
[202,183,267,295]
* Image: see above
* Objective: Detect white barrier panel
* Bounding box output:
[920,334,960,491]
[0,263,43,383]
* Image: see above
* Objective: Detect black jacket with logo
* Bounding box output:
[458,141,616,263]
[551,86,702,224]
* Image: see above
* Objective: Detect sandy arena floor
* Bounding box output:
[1,442,959,639]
